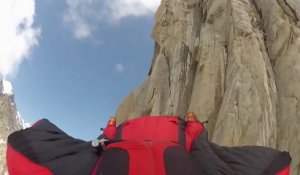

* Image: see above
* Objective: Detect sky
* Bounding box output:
[0,0,160,140]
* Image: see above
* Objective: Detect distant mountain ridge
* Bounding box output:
[0,79,26,174]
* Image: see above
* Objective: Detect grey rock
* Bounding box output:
[116,0,300,174]
[0,79,23,174]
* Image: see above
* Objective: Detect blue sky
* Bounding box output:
[0,0,160,140]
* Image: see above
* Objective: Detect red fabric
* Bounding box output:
[91,157,103,175]
[276,166,290,175]
[120,116,179,143]
[6,144,52,175]
[103,125,117,139]
[185,120,204,152]
[107,141,179,175]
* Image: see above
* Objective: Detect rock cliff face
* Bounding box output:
[0,79,24,174]
[115,0,300,174]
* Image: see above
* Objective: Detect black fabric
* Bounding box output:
[164,146,198,175]
[209,143,281,175]
[177,118,186,147]
[190,133,235,175]
[97,148,129,175]
[8,119,100,175]
[8,117,292,175]
[8,129,40,162]
[115,122,124,140]
[190,132,291,175]
[262,151,291,175]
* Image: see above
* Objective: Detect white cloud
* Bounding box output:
[63,0,95,39]
[106,0,161,21]
[0,0,40,78]
[64,0,160,39]
[115,63,125,73]
[64,15,91,39]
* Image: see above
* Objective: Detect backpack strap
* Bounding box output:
[184,112,204,152]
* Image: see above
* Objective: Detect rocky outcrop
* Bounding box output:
[0,79,24,174]
[115,0,300,174]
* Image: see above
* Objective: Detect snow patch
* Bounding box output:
[1,79,13,95]
[16,111,31,129]
[23,122,32,128]
[0,139,6,144]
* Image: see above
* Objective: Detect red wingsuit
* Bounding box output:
[7,115,291,175]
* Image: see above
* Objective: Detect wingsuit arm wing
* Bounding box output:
[190,130,291,175]
[7,119,100,175]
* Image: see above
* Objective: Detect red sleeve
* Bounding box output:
[7,144,52,175]
[103,117,117,139]
[276,166,290,175]
[185,120,204,152]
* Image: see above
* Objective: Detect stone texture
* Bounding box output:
[0,79,23,174]
[115,0,300,174]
